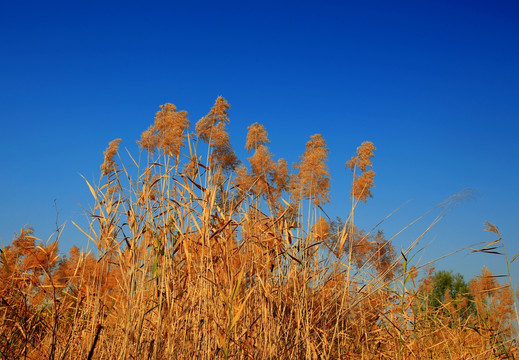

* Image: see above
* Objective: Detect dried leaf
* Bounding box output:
[510,252,519,264]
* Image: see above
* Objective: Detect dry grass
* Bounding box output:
[1,97,518,359]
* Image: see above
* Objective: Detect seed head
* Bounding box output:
[101,138,122,176]
[293,134,330,206]
[245,122,270,152]
[137,103,190,160]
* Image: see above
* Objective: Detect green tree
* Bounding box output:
[426,270,474,318]
[430,271,469,306]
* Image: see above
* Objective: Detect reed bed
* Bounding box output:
[1,97,517,359]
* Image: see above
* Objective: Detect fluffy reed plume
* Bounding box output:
[244,123,274,196]
[292,134,330,206]
[196,96,239,172]
[100,138,122,176]
[350,169,375,203]
[311,216,329,240]
[235,122,289,211]
[138,103,189,161]
[346,140,375,172]
[196,96,230,142]
[245,122,269,151]
[272,158,290,201]
[346,141,376,203]
[2,98,518,359]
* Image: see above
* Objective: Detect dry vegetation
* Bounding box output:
[1,97,518,359]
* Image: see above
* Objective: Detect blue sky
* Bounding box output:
[1,0,518,282]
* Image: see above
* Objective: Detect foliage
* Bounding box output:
[427,270,473,311]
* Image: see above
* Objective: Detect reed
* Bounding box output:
[1,97,517,359]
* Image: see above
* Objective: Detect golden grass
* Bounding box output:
[1,97,518,359]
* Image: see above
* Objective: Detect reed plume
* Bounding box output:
[138,103,189,162]
[292,134,330,206]
[100,138,122,176]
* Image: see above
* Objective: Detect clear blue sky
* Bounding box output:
[1,0,518,282]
